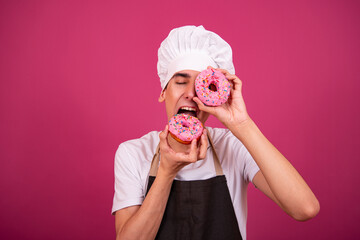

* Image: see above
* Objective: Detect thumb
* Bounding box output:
[193,97,216,115]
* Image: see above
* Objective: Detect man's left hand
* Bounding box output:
[193,66,252,129]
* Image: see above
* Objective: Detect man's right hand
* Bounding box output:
[115,126,208,240]
[157,125,208,179]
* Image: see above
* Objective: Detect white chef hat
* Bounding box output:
[157,25,235,90]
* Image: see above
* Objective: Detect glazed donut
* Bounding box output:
[168,114,204,144]
[195,68,231,106]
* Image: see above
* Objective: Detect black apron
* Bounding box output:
[146,134,243,240]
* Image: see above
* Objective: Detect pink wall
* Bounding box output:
[0,0,359,239]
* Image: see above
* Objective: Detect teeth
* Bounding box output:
[180,107,196,112]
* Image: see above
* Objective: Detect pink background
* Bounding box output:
[0,0,359,239]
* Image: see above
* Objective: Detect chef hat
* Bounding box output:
[157,25,235,90]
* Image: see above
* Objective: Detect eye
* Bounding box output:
[176,81,187,85]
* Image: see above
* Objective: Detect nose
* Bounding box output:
[184,82,196,100]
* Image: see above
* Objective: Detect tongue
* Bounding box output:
[178,110,197,117]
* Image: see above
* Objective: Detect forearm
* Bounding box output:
[117,126,208,239]
[228,119,319,220]
[117,169,173,240]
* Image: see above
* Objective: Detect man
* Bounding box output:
[112,25,319,240]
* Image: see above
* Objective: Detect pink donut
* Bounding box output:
[195,68,231,106]
[168,114,203,144]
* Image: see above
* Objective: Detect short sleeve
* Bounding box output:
[242,149,260,183]
[232,138,260,184]
[111,144,144,215]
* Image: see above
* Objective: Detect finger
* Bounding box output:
[159,125,171,151]
[230,87,235,97]
[225,75,242,92]
[216,70,239,88]
[193,97,216,115]
[216,68,230,75]
[208,67,239,86]
[226,75,239,81]
[215,68,238,80]
[230,77,242,92]
[159,124,168,140]
[198,129,208,160]
[188,138,198,162]
[179,139,198,163]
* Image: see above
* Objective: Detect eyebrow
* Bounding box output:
[171,72,191,79]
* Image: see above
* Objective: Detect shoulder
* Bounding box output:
[119,131,160,154]
[115,131,160,164]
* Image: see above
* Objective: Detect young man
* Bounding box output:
[112,25,319,240]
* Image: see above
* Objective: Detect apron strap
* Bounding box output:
[149,129,223,177]
[206,128,224,176]
[149,144,160,177]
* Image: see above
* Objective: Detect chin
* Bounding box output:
[198,115,209,125]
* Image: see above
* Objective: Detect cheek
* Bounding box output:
[165,96,177,114]
[166,90,181,104]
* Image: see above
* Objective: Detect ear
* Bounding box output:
[158,89,166,102]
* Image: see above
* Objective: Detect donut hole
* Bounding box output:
[208,83,217,92]
[181,122,189,128]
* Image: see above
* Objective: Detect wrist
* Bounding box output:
[227,118,257,141]
[157,165,177,182]
[226,116,254,131]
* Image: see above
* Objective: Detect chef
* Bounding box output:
[112,25,320,240]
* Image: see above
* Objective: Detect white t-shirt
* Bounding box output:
[112,127,260,239]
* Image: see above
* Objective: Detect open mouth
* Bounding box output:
[177,106,198,117]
